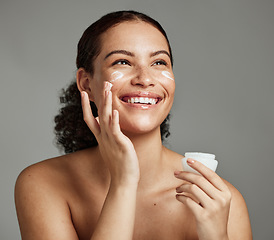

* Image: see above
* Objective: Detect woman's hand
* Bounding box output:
[81,82,140,187]
[175,158,231,240]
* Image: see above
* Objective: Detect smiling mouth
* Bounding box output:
[120,96,161,105]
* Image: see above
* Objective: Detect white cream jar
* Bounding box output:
[182,152,218,175]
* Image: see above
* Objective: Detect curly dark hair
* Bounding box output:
[54,10,173,154]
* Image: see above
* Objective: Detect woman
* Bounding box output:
[15,11,252,240]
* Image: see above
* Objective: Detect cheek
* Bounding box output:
[156,71,175,96]
[150,70,175,84]
[150,70,175,93]
[109,71,125,83]
[108,70,175,83]
[161,71,175,81]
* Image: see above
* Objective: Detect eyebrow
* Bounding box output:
[150,50,171,59]
[104,50,134,60]
[104,49,171,60]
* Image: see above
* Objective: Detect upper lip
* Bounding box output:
[119,91,163,102]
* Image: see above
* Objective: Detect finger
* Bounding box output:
[175,171,222,200]
[186,159,229,192]
[99,81,112,109]
[176,183,211,207]
[98,81,112,112]
[81,91,100,136]
[176,194,202,217]
[110,110,127,146]
[99,83,113,136]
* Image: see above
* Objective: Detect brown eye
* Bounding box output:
[112,59,131,66]
[153,60,167,66]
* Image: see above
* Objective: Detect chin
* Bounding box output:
[122,126,161,139]
[119,115,164,137]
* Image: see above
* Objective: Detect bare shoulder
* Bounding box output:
[221,178,245,203]
[221,178,253,239]
[14,147,100,240]
[15,150,79,198]
[16,154,67,187]
[15,147,99,192]
[221,178,250,213]
[163,146,184,167]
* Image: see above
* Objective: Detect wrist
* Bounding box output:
[110,178,139,191]
[107,181,138,204]
[198,229,229,240]
[199,236,229,240]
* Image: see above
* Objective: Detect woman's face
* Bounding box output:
[89,21,175,136]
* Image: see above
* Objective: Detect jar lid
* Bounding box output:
[185,152,215,160]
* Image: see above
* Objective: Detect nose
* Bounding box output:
[131,66,155,87]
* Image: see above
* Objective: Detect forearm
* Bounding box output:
[90,183,137,240]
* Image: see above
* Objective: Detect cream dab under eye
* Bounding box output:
[110,71,124,82]
[161,71,174,81]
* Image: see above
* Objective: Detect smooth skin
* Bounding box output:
[15,21,252,240]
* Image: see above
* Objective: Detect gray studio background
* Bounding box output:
[1,0,273,239]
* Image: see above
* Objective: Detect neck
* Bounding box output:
[91,127,172,193]
[125,127,167,191]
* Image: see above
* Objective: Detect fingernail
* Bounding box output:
[113,110,118,117]
[107,82,113,91]
[105,82,113,91]
[187,158,195,165]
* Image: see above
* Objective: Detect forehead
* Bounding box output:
[99,21,169,54]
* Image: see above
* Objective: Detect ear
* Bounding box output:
[76,68,95,101]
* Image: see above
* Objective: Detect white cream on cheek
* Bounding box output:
[109,70,174,83]
[110,71,124,83]
[161,71,174,81]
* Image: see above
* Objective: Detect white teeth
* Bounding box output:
[128,97,157,105]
